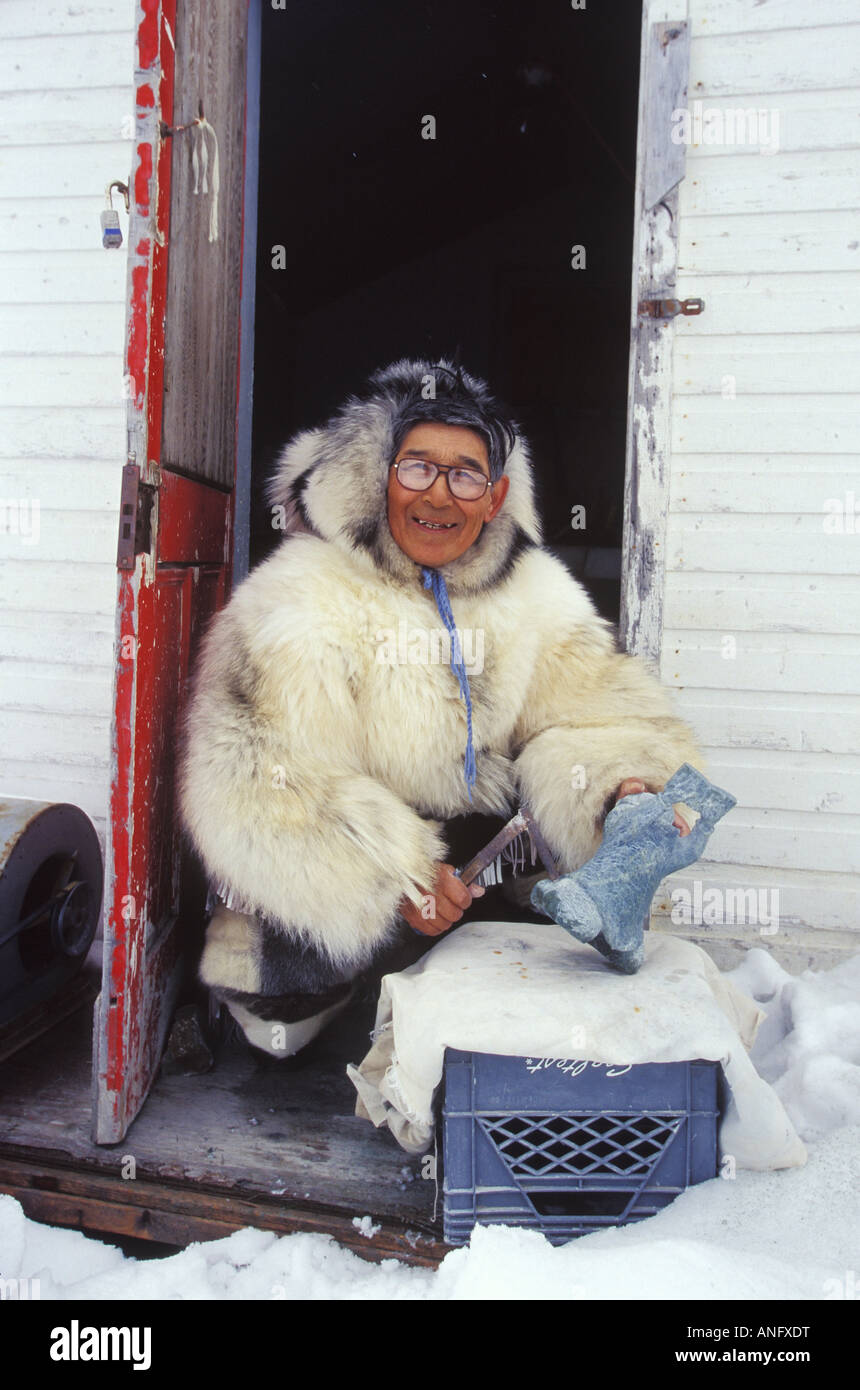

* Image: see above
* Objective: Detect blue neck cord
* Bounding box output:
[421,566,477,801]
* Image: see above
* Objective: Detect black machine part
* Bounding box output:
[0,799,104,1028]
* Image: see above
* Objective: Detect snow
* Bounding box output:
[351,1215,381,1240]
[2,948,858,1301]
[729,948,860,1143]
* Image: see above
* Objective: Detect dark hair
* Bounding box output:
[389,362,517,481]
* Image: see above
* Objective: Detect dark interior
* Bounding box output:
[251,0,643,622]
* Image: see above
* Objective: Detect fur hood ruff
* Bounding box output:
[264,358,541,597]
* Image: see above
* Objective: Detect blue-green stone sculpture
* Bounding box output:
[530,764,737,974]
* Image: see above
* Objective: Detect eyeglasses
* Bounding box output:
[391,459,491,501]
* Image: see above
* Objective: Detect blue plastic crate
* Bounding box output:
[442,1050,720,1246]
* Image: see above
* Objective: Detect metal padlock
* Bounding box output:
[100,207,122,249]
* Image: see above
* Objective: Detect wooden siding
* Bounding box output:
[659,0,860,940]
[159,0,249,487]
[0,1,136,854]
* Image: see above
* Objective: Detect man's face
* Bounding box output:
[386,422,510,567]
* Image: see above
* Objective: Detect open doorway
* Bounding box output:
[251,0,642,623]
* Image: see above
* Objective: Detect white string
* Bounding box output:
[199,128,209,193]
[502,830,527,875]
[474,832,532,888]
[191,117,220,243]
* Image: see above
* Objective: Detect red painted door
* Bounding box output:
[93,0,258,1143]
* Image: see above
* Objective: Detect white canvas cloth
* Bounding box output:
[347,920,807,1170]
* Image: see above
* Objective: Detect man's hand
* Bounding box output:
[615,777,692,836]
[399,862,485,937]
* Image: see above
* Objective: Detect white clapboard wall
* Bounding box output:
[0,0,135,860]
[653,0,860,959]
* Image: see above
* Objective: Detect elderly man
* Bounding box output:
[178,359,699,1057]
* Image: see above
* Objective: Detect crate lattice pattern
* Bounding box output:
[479,1111,683,1178]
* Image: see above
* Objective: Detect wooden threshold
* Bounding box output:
[0,1152,447,1267]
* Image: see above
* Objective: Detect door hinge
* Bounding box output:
[638,297,705,320]
[117,462,157,571]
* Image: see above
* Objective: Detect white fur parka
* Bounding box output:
[178,360,701,990]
